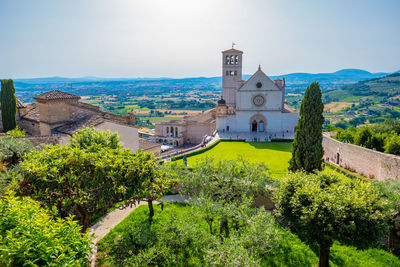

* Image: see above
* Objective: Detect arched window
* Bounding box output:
[230,55,235,64]
[170,126,174,136]
[226,125,230,132]
[175,127,178,136]
[166,127,169,134]
[226,56,230,65]
[235,55,239,65]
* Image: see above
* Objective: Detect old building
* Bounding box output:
[216,47,299,140]
[153,109,216,146]
[14,90,141,151]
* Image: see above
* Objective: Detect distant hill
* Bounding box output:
[13,68,394,102]
[324,72,400,102]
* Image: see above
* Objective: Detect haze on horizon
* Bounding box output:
[0,0,399,79]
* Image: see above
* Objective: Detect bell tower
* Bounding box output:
[222,45,243,107]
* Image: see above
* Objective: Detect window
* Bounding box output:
[166,127,169,133]
[235,55,239,65]
[230,55,235,64]
[230,71,235,76]
[226,56,230,65]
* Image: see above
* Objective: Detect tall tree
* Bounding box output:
[289,82,324,172]
[0,79,17,132]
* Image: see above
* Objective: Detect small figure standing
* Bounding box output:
[183,154,188,167]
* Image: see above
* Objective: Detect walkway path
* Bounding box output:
[89,195,186,266]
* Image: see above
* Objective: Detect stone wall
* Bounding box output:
[16,134,70,147]
[322,133,400,181]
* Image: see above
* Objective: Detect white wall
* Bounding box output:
[95,121,139,152]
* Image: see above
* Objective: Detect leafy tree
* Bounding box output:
[70,127,121,151]
[384,133,400,155]
[0,137,34,166]
[289,82,324,172]
[130,151,175,220]
[0,79,17,132]
[0,192,91,266]
[18,144,145,231]
[275,172,391,267]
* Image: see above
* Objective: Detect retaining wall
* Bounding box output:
[16,134,70,147]
[322,133,400,181]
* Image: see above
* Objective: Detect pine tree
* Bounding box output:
[1,79,17,132]
[289,82,324,172]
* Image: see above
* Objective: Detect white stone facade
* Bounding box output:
[217,48,299,140]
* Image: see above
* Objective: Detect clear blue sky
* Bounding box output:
[0,0,399,78]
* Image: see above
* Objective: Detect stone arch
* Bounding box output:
[170,126,174,136]
[336,152,340,165]
[175,127,178,137]
[249,114,266,132]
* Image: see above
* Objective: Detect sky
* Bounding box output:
[0,0,399,78]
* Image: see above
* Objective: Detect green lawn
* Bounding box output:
[177,141,292,177]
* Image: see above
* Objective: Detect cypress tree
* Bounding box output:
[289,82,324,172]
[0,79,17,132]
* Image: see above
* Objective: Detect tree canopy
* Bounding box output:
[289,82,324,172]
[0,79,17,132]
[274,172,391,267]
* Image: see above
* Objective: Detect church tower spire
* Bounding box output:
[222,46,243,107]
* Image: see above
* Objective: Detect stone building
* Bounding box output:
[7,90,141,152]
[153,109,216,146]
[216,47,299,140]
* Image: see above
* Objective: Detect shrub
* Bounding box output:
[0,136,33,166]
[70,127,121,152]
[18,144,151,231]
[6,126,26,137]
[0,192,91,266]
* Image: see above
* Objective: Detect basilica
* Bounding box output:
[216,47,299,140]
[154,47,299,145]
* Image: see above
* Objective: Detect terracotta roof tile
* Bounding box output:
[34,90,81,101]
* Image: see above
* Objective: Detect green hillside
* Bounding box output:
[324,72,400,103]
[322,72,400,127]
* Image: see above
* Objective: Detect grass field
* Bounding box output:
[177,141,293,177]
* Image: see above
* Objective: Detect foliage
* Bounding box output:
[384,133,400,155]
[371,179,400,253]
[0,192,91,266]
[69,126,122,151]
[0,79,17,132]
[98,203,317,267]
[275,171,391,266]
[17,144,150,231]
[330,241,400,267]
[176,157,277,206]
[333,126,358,143]
[6,126,26,137]
[290,82,324,172]
[131,153,175,219]
[332,119,400,155]
[0,136,34,166]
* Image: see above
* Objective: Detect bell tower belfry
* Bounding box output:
[222,45,243,107]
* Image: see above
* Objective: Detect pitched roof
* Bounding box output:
[16,97,26,108]
[222,48,243,54]
[34,90,81,101]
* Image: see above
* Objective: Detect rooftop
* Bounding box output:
[222,48,243,54]
[34,90,81,101]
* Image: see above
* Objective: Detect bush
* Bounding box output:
[6,126,26,137]
[70,127,121,152]
[18,144,152,231]
[0,136,33,166]
[0,192,91,266]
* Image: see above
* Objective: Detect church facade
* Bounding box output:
[216,48,299,140]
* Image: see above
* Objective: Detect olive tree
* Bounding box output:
[274,172,391,267]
